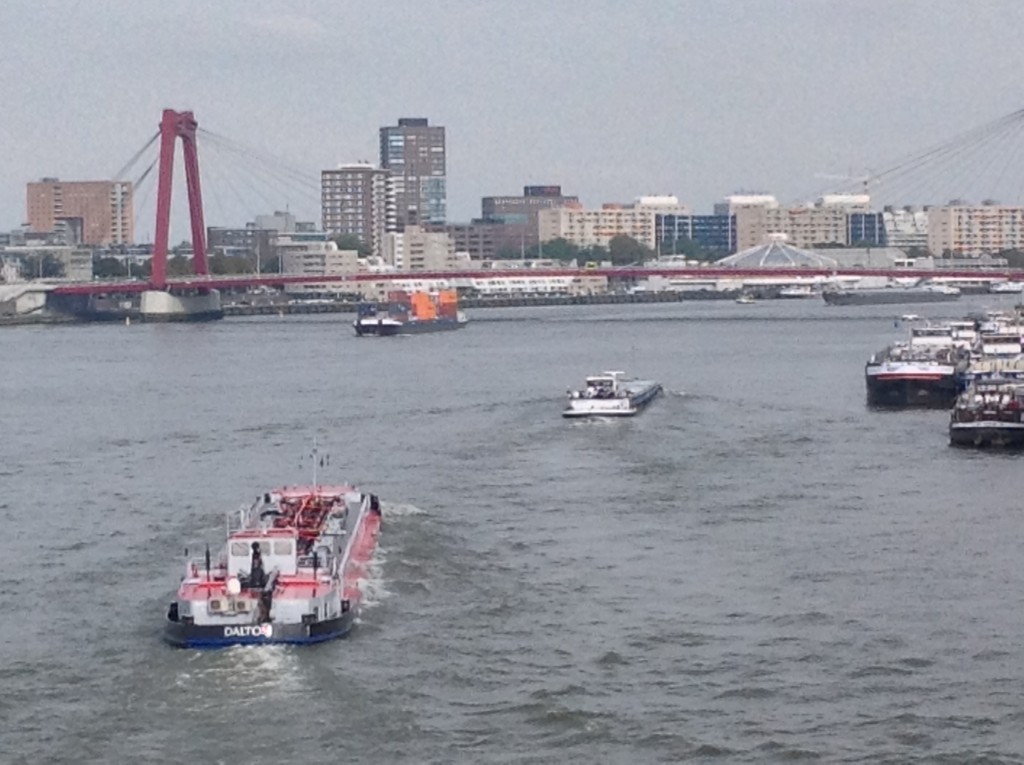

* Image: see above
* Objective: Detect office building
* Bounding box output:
[279,232,359,294]
[379,117,446,228]
[481,185,578,241]
[26,178,133,245]
[655,214,737,255]
[207,226,276,269]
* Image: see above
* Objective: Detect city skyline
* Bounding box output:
[4,1,1024,238]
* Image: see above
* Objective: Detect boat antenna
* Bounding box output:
[312,437,318,487]
[204,544,211,582]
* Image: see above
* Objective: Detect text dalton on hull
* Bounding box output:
[164,484,381,648]
[563,371,662,418]
[354,289,468,336]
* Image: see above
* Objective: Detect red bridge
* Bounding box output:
[46,108,1024,299]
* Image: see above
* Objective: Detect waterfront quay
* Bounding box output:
[223,289,740,317]
[0,288,747,326]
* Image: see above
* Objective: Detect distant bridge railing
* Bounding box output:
[48,266,1024,296]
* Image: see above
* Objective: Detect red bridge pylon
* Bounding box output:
[150,109,209,290]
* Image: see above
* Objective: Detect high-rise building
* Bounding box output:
[321,163,394,256]
[379,118,446,228]
[26,178,133,245]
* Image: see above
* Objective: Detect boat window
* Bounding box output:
[230,541,249,556]
[274,541,293,556]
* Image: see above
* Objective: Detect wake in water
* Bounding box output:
[355,500,427,611]
[173,643,307,703]
[380,501,427,517]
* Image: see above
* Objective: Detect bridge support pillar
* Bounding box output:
[139,289,223,322]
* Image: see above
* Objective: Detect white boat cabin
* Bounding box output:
[227,531,298,578]
[574,371,628,400]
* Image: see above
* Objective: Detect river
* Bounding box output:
[2,296,1024,763]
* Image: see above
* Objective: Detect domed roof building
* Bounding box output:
[716,233,838,269]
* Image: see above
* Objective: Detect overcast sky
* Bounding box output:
[4,0,1024,240]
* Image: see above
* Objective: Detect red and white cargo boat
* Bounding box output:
[164,482,381,648]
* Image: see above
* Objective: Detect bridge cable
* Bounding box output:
[111,131,160,181]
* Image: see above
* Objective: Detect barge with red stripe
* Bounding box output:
[165,484,381,648]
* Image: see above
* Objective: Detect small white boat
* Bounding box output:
[563,371,662,418]
[989,281,1024,294]
[778,285,815,299]
[735,294,756,304]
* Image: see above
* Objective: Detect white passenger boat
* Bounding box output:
[563,371,662,418]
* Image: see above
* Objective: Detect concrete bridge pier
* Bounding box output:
[139,289,223,322]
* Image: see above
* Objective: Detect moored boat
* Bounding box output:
[778,285,816,299]
[164,480,382,648]
[823,282,960,306]
[989,281,1024,294]
[563,371,662,418]
[865,325,969,407]
[354,289,468,336]
[949,380,1024,448]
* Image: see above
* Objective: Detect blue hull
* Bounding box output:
[164,612,353,649]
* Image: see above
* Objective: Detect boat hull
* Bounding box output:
[563,383,662,418]
[865,372,960,408]
[354,317,467,336]
[163,611,355,648]
[823,290,960,306]
[949,422,1024,448]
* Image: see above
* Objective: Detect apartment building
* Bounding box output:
[321,163,394,256]
[538,204,658,250]
[733,194,874,251]
[927,204,1024,256]
[26,178,133,245]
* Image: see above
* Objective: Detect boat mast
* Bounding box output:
[311,437,318,487]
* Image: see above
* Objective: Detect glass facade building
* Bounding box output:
[655,214,737,255]
[847,212,887,247]
[379,118,446,229]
